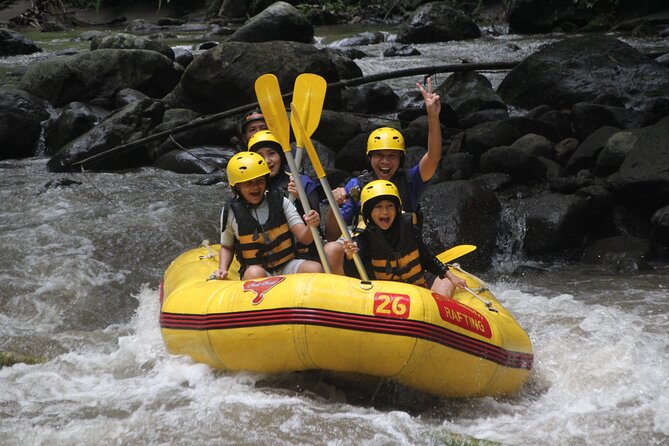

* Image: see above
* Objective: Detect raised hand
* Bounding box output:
[416,76,441,117]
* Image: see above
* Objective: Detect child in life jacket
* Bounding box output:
[342,179,466,298]
[214,151,323,280]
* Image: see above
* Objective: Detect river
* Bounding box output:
[0,22,668,446]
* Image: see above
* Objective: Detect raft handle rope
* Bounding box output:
[199,239,217,260]
[449,263,498,313]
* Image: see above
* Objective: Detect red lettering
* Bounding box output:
[432,293,492,338]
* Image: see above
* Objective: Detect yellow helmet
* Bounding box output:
[248,130,282,152]
[226,151,270,186]
[360,180,402,222]
[366,127,405,155]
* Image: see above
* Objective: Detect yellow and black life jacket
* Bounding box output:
[228,189,296,273]
[366,213,426,286]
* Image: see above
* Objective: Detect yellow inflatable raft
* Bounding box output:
[160,245,533,398]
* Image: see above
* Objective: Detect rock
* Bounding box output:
[439,71,507,123]
[19,49,181,107]
[506,0,609,33]
[594,131,637,177]
[517,192,591,254]
[420,180,501,271]
[0,89,49,160]
[341,82,398,114]
[0,29,41,56]
[47,99,165,172]
[479,146,547,183]
[606,116,669,212]
[650,205,669,245]
[311,110,367,153]
[383,44,420,57]
[335,133,368,173]
[329,31,388,48]
[165,41,341,114]
[152,115,238,161]
[497,35,669,110]
[582,236,652,272]
[566,126,620,174]
[44,102,110,155]
[396,89,459,131]
[114,88,149,108]
[510,133,555,159]
[397,2,481,44]
[572,102,658,139]
[154,146,235,174]
[229,1,314,43]
[451,120,520,160]
[90,32,175,60]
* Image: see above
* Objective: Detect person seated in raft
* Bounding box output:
[248,130,325,262]
[323,77,443,269]
[341,179,466,298]
[213,151,324,280]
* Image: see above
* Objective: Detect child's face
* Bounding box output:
[370,150,401,180]
[370,199,396,230]
[237,177,267,205]
[255,147,282,178]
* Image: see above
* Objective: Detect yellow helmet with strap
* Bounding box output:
[366,127,405,155]
[226,151,270,186]
[247,130,282,152]
[360,180,402,222]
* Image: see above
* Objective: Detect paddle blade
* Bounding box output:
[436,245,477,264]
[290,102,325,179]
[291,73,327,147]
[254,74,291,152]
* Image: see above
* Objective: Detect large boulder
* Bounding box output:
[47,99,165,172]
[439,71,507,126]
[0,29,41,56]
[229,1,313,43]
[607,116,669,212]
[397,2,481,44]
[516,192,591,254]
[420,180,501,271]
[19,49,182,107]
[497,35,669,110]
[165,41,342,114]
[0,89,49,160]
[506,0,609,33]
[43,102,111,155]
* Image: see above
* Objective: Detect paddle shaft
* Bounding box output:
[255,74,331,273]
[291,104,369,281]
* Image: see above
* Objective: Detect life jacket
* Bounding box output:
[355,170,423,227]
[227,189,296,273]
[269,172,322,260]
[365,213,426,286]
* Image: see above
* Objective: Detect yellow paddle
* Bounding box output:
[291,102,370,281]
[254,74,331,273]
[291,73,326,168]
[436,244,477,264]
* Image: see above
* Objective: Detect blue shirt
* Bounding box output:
[339,164,427,224]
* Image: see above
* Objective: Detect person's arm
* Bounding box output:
[416,77,443,182]
[214,245,234,280]
[325,181,356,241]
[283,197,320,245]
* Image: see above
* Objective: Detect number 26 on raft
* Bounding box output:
[373,292,410,319]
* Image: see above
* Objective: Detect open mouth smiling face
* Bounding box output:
[238,177,267,205]
[370,150,401,180]
[371,200,397,230]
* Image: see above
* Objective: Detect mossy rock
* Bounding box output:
[0,351,45,368]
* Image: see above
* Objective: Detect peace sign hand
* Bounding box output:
[416,76,441,117]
